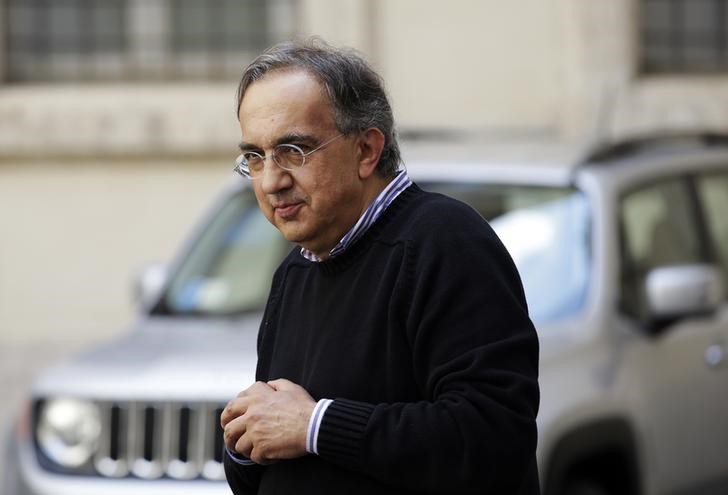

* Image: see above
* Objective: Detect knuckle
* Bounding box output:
[253,444,270,462]
[220,408,230,426]
[253,380,269,391]
[235,439,251,457]
[223,427,234,445]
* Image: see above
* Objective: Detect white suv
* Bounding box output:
[5,134,728,495]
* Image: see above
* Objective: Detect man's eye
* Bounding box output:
[243,152,264,166]
[278,146,302,155]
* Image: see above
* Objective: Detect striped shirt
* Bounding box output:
[303,170,412,454]
[227,170,412,465]
[300,170,413,262]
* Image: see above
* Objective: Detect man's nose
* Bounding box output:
[258,157,293,194]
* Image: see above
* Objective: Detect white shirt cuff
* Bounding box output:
[306,398,333,455]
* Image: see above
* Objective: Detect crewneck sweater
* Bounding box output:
[225,184,540,494]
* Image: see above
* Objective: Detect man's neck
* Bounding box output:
[359,173,394,214]
[304,173,401,261]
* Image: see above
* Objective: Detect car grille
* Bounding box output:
[93,401,226,480]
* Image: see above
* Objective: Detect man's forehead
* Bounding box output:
[240,69,328,110]
[238,70,335,143]
[238,130,317,151]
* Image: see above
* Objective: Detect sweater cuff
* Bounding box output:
[306,398,333,454]
[316,399,375,465]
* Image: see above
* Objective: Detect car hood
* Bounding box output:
[32,313,594,403]
[32,315,261,402]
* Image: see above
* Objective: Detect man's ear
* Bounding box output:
[357,128,385,179]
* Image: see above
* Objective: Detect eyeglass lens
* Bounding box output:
[245,144,304,175]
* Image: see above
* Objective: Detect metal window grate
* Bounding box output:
[3,0,297,82]
[641,0,728,73]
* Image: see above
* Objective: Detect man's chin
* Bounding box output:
[274,221,326,257]
[278,225,308,245]
[283,234,326,258]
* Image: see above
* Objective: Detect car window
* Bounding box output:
[619,178,703,319]
[696,171,728,289]
[158,182,591,324]
[429,184,591,325]
[160,189,290,316]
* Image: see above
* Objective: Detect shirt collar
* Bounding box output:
[300,170,412,262]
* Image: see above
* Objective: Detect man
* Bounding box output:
[221,38,540,494]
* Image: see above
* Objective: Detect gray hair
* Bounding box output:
[236,38,402,178]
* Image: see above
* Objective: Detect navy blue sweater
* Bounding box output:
[225,184,540,494]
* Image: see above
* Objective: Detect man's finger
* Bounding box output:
[249,444,276,465]
[221,381,277,427]
[223,415,247,451]
[267,378,297,391]
[220,396,252,427]
[237,381,275,398]
[234,432,254,459]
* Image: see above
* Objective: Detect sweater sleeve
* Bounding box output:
[314,201,540,494]
[223,449,264,495]
[224,255,294,495]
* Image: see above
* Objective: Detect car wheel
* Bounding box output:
[562,477,611,495]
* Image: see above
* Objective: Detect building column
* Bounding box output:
[556,0,637,141]
[0,0,7,81]
[298,0,379,62]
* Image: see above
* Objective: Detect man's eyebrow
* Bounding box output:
[238,132,317,152]
[238,141,257,152]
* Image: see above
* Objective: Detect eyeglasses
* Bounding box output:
[233,133,344,179]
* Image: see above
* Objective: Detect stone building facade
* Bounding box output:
[1,0,727,345]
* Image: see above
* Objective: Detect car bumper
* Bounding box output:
[5,427,229,495]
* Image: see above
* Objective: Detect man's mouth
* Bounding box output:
[273,202,304,219]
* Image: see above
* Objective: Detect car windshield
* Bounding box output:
[156,182,590,325]
[432,183,591,324]
[156,189,290,317]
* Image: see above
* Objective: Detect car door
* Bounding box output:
[691,169,728,488]
[619,175,728,494]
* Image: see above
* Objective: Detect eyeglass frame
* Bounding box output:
[233,133,345,179]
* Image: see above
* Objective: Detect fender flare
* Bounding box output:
[542,417,641,495]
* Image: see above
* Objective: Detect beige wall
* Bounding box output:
[0,84,241,156]
[378,0,561,133]
[555,0,637,139]
[0,160,226,344]
[301,0,562,132]
[0,1,567,158]
[300,0,378,55]
[3,0,728,349]
[558,0,728,139]
[611,75,728,139]
[2,0,728,157]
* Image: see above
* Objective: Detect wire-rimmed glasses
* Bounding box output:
[233,133,344,179]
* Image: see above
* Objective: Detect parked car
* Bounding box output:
[4,133,728,495]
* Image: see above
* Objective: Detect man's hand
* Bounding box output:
[221,379,316,464]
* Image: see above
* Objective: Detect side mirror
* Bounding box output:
[645,264,725,329]
[133,262,168,312]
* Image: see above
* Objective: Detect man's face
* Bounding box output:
[238,70,365,258]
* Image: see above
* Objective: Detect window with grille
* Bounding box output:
[641,0,728,74]
[4,0,297,82]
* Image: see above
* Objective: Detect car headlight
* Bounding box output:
[36,398,101,469]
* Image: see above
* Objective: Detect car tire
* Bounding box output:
[562,477,611,495]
